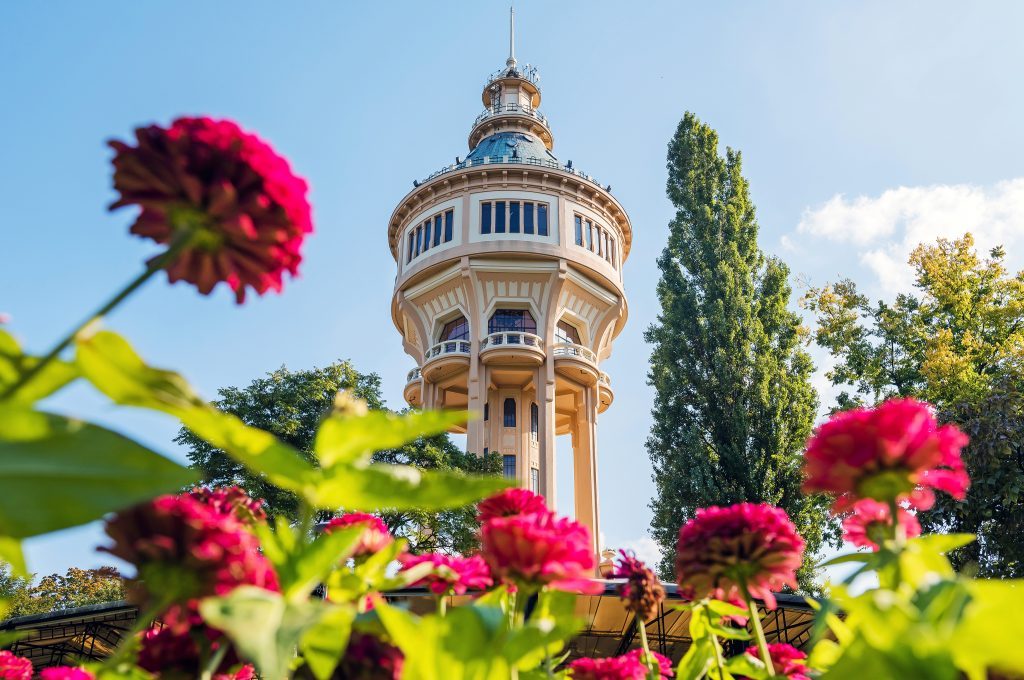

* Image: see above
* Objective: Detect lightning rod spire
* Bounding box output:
[507,6,517,68]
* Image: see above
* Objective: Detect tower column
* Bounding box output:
[535,364,556,509]
[571,386,601,555]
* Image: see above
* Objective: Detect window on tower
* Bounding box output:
[495,201,506,233]
[503,398,517,428]
[479,200,552,240]
[404,207,456,266]
[555,319,582,345]
[439,315,469,342]
[530,402,539,442]
[503,454,516,479]
[530,467,539,493]
[572,212,620,270]
[489,309,537,335]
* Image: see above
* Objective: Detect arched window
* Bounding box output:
[555,320,581,345]
[503,398,517,428]
[439,315,469,341]
[489,309,537,334]
[530,403,539,442]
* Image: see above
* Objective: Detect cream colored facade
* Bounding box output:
[387,29,631,554]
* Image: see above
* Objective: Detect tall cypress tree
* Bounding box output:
[645,113,834,582]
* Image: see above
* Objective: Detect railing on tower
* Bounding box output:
[480,332,545,351]
[424,339,471,361]
[485,65,541,89]
[406,367,422,383]
[473,102,549,129]
[551,342,598,365]
[419,155,606,190]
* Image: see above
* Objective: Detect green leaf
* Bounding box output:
[817,551,878,569]
[313,464,509,511]
[0,536,26,576]
[724,652,767,679]
[0,330,78,405]
[907,534,976,555]
[677,636,714,680]
[0,408,198,538]
[200,586,323,680]
[952,579,1024,679]
[273,525,364,602]
[315,409,469,467]
[298,603,356,680]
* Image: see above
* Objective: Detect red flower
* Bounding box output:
[0,651,33,680]
[189,486,267,524]
[324,513,393,557]
[567,655,648,680]
[803,398,970,510]
[480,512,600,593]
[614,550,665,620]
[39,668,94,680]
[842,498,921,550]
[675,503,804,610]
[742,643,810,680]
[336,632,404,680]
[477,488,550,523]
[399,553,492,595]
[623,649,674,678]
[138,606,253,679]
[101,493,278,605]
[109,116,312,303]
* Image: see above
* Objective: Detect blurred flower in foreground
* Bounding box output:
[38,668,95,680]
[324,512,393,558]
[188,485,267,524]
[0,651,33,680]
[568,653,650,679]
[739,643,811,680]
[803,398,969,510]
[334,631,403,680]
[675,503,803,609]
[614,549,665,620]
[477,487,550,522]
[623,648,674,677]
[109,116,312,303]
[399,553,492,595]
[842,498,921,550]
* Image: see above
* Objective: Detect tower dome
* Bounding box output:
[387,9,632,556]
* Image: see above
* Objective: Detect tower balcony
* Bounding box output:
[552,342,599,386]
[598,371,614,412]
[480,332,545,366]
[404,367,422,406]
[468,102,553,151]
[422,339,471,383]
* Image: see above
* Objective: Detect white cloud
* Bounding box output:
[617,536,663,568]
[793,178,1024,293]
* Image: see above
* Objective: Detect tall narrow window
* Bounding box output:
[610,237,617,265]
[503,398,516,427]
[530,402,539,442]
[495,201,506,233]
[422,220,431,252]
[585,220,593,250]
[444,209,454,242]
[503,454,516,479]
[407,232,414,263]
[530,467,539,493]
[433,215,443,247]
[597,228,603,257]
[538,204,549,236]
[415,225,423,256]
[574,215,583,246]
[484,403,489,421]
[481,202,492,234]
[524,202,535,234]
[509,201,520,233]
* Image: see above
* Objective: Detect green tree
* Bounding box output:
[1,566,125,619]
[804,233,1024,576]
[645,112,834,583]
[178,361,500,555]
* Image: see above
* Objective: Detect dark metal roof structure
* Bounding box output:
[0,583,816,670]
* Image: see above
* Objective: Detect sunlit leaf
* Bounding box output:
[313,464,508,511]
[0,536,26,576]
[0,330,78,405]
[0,407,197,538]
[298,603,356,680]
[315,409,469,467]
[952,579,1024,679]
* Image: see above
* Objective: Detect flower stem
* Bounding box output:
[436,593,447,617]
[743,593,775,677]
[200,642,229,680]
[702,604,727,680]
[637,615,657,678]
[0,233,193,401]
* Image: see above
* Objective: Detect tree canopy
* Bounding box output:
[178,361,500,555]
[645,112,835,583]
[804,233,1024,576]
[1,566,125,619]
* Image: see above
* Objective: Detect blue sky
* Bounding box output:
[3,1,1024,575]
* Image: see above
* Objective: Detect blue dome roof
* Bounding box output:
[466,131,557,165]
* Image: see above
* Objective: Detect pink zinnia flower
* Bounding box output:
[480,512,600,593]
[0,651,33,680]
[138,606,253,679]
[623,649,674,678]
[324,512,393,557]
[842,498,921,550]
[803,398,969,510]
[101,493,278,605]
[675,503,804,610]
[336,632,404,680]
[614,550,665,621]
[567,655,648,680]
[109,116,312,303]
[399,553,493,595]
[477,488,550,522]
[741,643,811,680]
[189,485,267,524]
[39,668,94,680]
